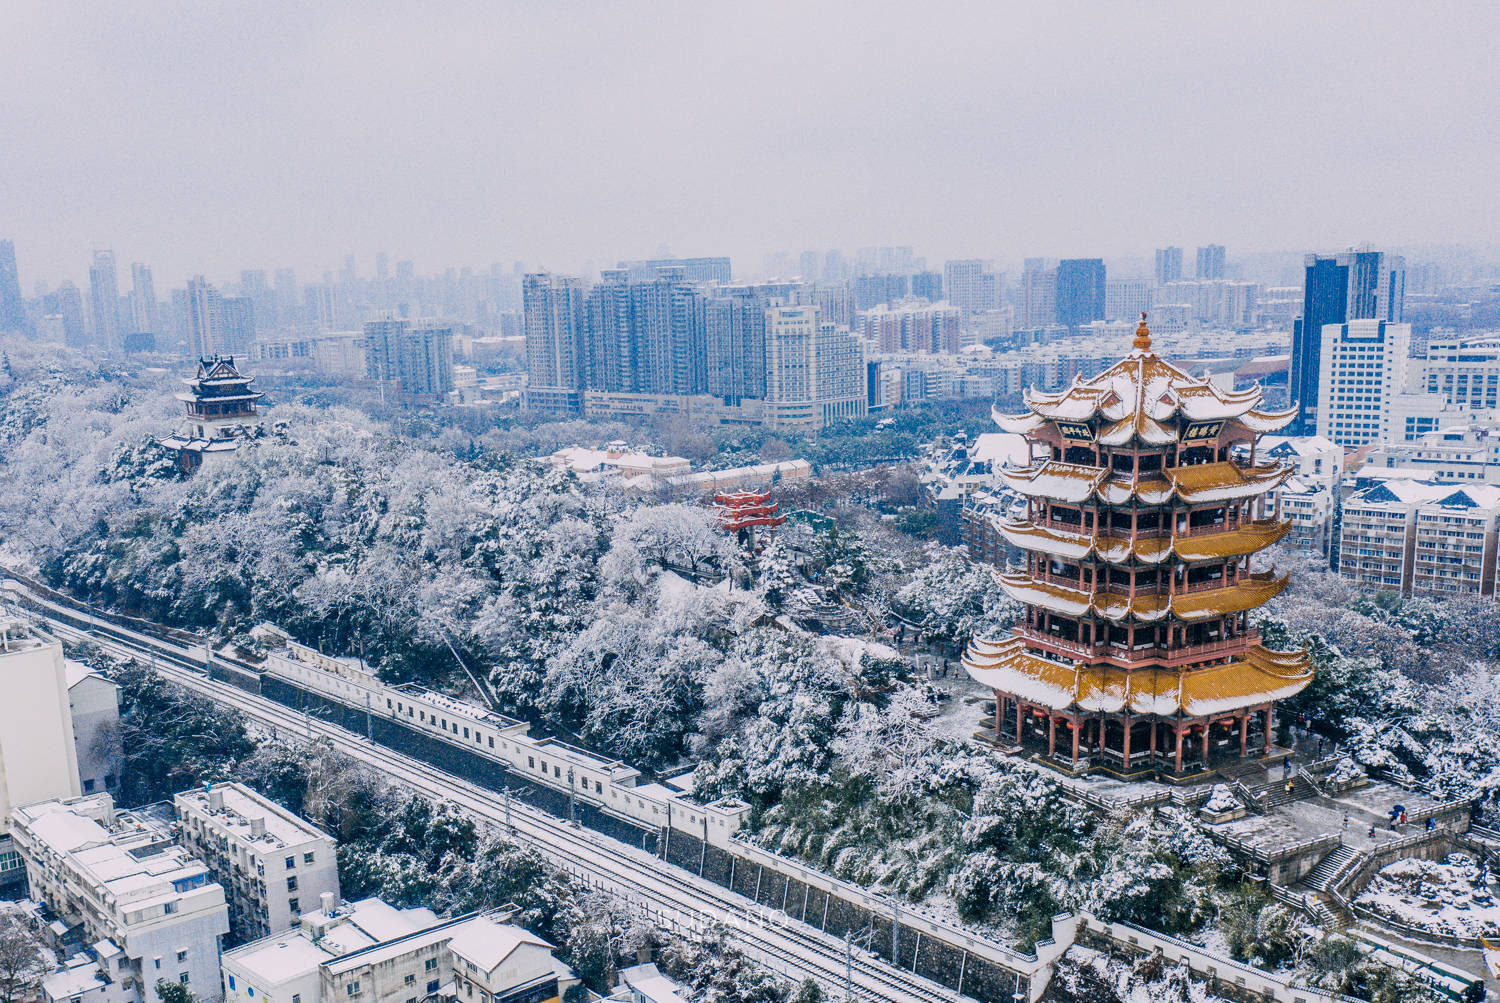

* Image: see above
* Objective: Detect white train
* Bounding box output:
[252,626,753,849]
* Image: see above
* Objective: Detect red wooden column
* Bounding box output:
[1122,716,1132,770]
[1071,718,1081,763]
[1048,715,1057,757]
[994,694,1003,739]
[1240,713,1249,757]
[1016,700,1025,744]
[1263,704,1273,755]
[1201,722,1211,767]
[1149,719,1158,760]
[1174,726,1185,772]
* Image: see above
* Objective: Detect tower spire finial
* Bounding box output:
[1133,311,1152,352]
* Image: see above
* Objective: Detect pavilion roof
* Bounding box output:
[996,570,1288,622]
[1000,518,1289,565]
[962,636,1310,717]
[991,317,1297,441]
[1000,458,1290,506]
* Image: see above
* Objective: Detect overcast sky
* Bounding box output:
[4,1,1498,288]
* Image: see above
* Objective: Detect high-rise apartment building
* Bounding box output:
[129,263,158,336]
[47,281,87,348]
[618,256,731,284]
[174,782,340,944]
[1315,319,1413,448]
[705,285,774,401]
[186,276,223,358]
[910,271,943,302]
[1105,280,1153,322]
[221,296,256,354]
[1019,259,1056,329]
[1154,246,1184,285]
[858,300,962,353]
[1054,258,1106,328]
[1195,244,1226,280]
[1289,249,1406,434]
[363,317,455,401]
[0,617,82,886]
[13,794,229,1000]
[762,306,866,428]
[0,239,26,333]
[523,273,589,412]
[943,260,1000,314]
[89,250,123,354]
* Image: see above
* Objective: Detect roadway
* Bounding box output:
[2,580,984,1003]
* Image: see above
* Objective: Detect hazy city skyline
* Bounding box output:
[5,1,1499,285]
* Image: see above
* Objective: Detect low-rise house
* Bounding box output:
[222,896,568,1003]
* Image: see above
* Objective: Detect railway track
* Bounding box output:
[3,580,986,1003]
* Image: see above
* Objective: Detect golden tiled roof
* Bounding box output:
[990,318,1298,444]
[963,636,1311,717]
[1169,460,1292,504]
[997,570,1289,622]
[1002,458,1288,506]
[1001,518,1289,564]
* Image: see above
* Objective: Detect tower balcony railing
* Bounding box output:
[1016,626,1259,665]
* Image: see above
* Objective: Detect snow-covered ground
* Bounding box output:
[1356,853,1500,939]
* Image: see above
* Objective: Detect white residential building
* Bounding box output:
[1385,391,1481,442]
[1411,485,1500,597]
[174,783,340,944]
[1336,479,1500,597]
[1275,476,1338,559]
[1338,480,1446,594]
[66,661,121,798]
[447,913,565,1003]
[1227,436,1342,559]
[12,794,229,1002]
[1415,334,1500,411]
[1254,435,1343,493]
[0,618,82,885]
[613,964,689,1003]
[1365,421,1500,484]
[221,899,567,1003]
[1315,319,1413,448]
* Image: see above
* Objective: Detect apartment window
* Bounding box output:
[285,856,295,870]
[425,959,438,972]
[426,982,439,995]
[488,737,494,748]
[289,898,300,914]
[287,877,298,892]
[155,959,162,970]
[346,983,360,997]
[404,975,415,986]
[528,757,535,769]
[303,852,315,865]
[176,951,188,962]
[228,977,237,991]
[179,973,190,985]
[83,779,95,793]
[292,996,301,1003]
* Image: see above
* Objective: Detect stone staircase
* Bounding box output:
[1308,894,1350,931]
[1255,772,1319,810]
[1300,843,1360,891]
